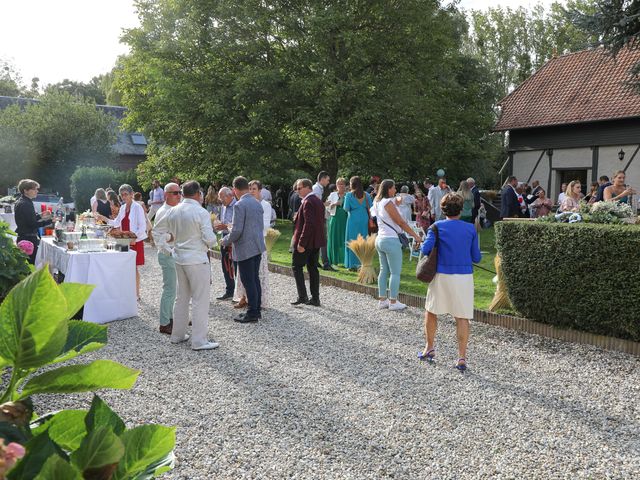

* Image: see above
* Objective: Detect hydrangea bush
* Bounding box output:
[538,201,635,224]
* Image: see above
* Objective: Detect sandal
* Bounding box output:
[455,358,467,372]
[418,348,436,362]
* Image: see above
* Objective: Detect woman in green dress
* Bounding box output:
[327,177,348,266]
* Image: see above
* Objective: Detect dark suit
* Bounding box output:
[595,182,612,203]
[292,193,327,302]
[500,185,520,219]
[471,185,481,223]
[14,195,51,264]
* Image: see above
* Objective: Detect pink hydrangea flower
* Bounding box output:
[17,240,34,256]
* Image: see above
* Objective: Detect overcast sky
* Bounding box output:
[0,0,562,87]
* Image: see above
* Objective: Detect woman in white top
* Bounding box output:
[559,180,582,213]
[375,179,422,311]
[234,180,273,308]
[96,184,148,299]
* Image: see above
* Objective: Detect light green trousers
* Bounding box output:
[158,251,176,326]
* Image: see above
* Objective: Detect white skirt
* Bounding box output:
[425,273,474,319]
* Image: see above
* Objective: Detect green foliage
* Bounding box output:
[495,221,640,340]
[45,77,108,105]
[70,166,141,212]
[0,221,31,302]
[117,0,501,185]
[0,91,117,196]
[0,268,175,478]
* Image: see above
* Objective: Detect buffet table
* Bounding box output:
[1,212,16,231]
[35,237,137,324]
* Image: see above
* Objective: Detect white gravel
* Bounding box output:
[40,246,640,479]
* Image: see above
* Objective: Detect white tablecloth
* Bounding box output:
[36,238,137,324]
[1,212,16,231]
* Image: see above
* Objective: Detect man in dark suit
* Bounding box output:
[221,176,266,322]
[595,175,612,203]
[467,177,482,224]
[291,178,327,307]
[500,176,520,219]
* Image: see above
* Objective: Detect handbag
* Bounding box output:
[365,195,378,234]
[416,224,438,283]
[378,214,410,249]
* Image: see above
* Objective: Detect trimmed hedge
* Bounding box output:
[70,166,141,212]
[495,221,640,341]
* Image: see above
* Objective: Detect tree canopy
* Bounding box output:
[116,0,503,187]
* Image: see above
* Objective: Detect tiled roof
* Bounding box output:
[494,47,640,131]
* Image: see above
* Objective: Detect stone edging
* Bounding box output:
[210,251,640,357]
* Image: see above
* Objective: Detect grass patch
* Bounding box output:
[269,219,497,309]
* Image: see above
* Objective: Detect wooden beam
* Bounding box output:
[622,144,640,173]
[526,150,546,184]
[591,146,599,183]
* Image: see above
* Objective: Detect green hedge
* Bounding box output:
[495,221,640,341]
[70,166,141,212]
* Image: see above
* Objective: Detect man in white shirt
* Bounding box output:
[312,171,335,271]
[147,179,165,221]
[154,182,181,335]
[428,178,451,221]
[153,180,219,350]
[558,183,567,205]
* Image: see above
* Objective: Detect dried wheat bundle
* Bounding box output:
[488,253,512,312]
[265,228,281,257]
[347,233,378,284]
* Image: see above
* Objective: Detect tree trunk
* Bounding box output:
[320,137,339,182]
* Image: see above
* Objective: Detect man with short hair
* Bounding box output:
[557,183,568,205]
[221,176,266,322]
[500,176,520,219]
[215,187,236,300]
[291,178,327,307]
[154,182,181,334]
[147,179,165,221]
[467,177,481,224]
[153,180,219,350]
[312,171,334,271]
[595,175,612,202]
[428,178,451,221]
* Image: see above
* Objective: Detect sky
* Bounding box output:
[1,0,562,88]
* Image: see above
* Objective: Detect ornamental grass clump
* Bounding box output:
[347,234,377,284]
[264,228,281,259]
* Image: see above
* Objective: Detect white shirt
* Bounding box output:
[558,192,566,204]
[154,202,174,254]
[428,186,449,218]
[260,199,272,236]
[90,196,97,210]
[149,187,164,206]
[327,191,343,216]
[375,198,403,238]
[152,198,217,265]
[312,182,323,199]
[107,200,148,242]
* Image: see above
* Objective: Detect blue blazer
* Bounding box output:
[421,219,481,274]
[500,185,519,219]
[221,193,266,262]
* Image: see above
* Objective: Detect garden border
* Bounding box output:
[210,251,640,357]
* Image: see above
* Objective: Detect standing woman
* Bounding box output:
[413,188,432,235]
[559,180,582,212]
[14,179,52,264]
[397,185,415,224]
[205,185,222,217]
[107,190,121,219]
[603,171,636,203]
[93,188,112,219]
[419,193,481,371]
[99,184,147,299]
[374,179,422,311]
[457,180,474,222]
[326,177,348,266]
[343,176,372,271]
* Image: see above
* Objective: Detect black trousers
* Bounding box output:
[220,245,235,295]
[17,234,39,265]
[292,248,320,301]
[238,254,262,317]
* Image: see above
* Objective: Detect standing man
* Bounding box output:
[312,171,334,271]
[595,175,612,202]
[153,182,181,334]
[500,176,520,219]
[291,178,327,307]
[153,180,219,350]
[428,178,451,221]
[221,176,266,323]
[214,187,236,300]
[147,179,164,221]
[557,183,568,205]
[467,177,481,225]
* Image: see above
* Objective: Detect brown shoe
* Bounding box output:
[233,297,247,309]
[159,321,173,335]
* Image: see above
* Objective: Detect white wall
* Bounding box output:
[599,144,640,190]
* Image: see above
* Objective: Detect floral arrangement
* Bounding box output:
[538,201,636,224]
[347,234,378,284]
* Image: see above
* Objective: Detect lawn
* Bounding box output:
[269,219,498,309]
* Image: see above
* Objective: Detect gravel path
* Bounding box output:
[42,247,640,479]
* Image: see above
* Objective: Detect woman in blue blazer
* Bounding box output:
[420,193,481,371]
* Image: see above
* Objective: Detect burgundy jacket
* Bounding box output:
[293,193,327,250]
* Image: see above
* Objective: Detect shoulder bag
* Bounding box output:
[365,194,378,234]
[416,224,438,283]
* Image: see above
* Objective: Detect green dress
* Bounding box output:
[327,195,348,266]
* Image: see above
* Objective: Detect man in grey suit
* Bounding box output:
[221,176,266,323]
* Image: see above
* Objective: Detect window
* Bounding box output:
[130,133,147,145]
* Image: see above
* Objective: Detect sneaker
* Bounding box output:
[389,301,407,311]
[192,341,220,351]
[170,334,190,344]
[378,299,389,309]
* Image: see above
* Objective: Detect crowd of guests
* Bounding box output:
[500,171,636,219]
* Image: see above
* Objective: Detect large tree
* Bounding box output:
[0,92,117,195]
[117,0,501,186]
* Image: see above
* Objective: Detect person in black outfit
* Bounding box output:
[500,176,521,219]
[94,188,113,219]
[594,176,612,203]
[14,179,52,264]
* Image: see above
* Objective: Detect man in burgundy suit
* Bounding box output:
[291,178,327,307]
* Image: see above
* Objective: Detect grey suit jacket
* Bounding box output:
[221,193,266,261]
